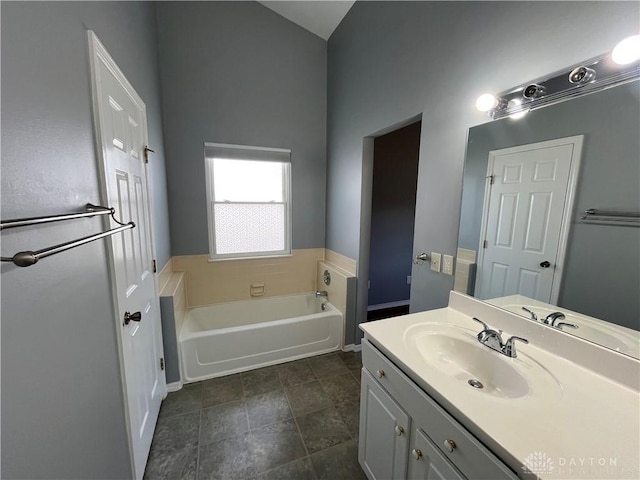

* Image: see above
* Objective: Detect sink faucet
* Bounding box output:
[315,290,328,298]
[472,317,529,358]
[543,311,565,326]
[542,311,578,330]
[521,307,538,322]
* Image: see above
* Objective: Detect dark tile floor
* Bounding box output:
[144,351,367,480]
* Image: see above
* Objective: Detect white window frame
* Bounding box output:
[204,142,292,261]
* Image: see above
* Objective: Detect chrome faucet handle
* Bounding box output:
[472,317,489,331]
[521,307,538,322]
[555,322,578,330]
[544,312,566,326]
[503,336,529,358]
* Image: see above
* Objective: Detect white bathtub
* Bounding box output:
[179,294,343,382]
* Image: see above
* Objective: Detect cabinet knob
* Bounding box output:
[443,439,457,452]
[412,449,423,460]
[394,425,405,436]
[376,369,385,378]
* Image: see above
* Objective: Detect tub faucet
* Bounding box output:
[315,290,328,298]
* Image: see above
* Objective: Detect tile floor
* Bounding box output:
[144,351,367,480]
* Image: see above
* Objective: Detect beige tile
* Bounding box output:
[157,258,173,294]
[316,261,353,315]
[172,249,325,307]
[324,249,357,276]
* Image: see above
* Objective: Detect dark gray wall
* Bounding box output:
[156,2,327,255]
[1,2,170,478]
[326,1,639,342]
[461,82,640,330]
[369,122,420,306]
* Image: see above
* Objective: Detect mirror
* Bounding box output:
[458,79,640,358]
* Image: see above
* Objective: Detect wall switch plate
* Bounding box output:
[443,254,454,275]
[430,253,441,272]
[406,275,412,285]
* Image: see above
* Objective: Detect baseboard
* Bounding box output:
[368,300,410,311]
[342,343,362,352]
[166,380,183,393]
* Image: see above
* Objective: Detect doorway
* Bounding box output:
[367,121,421,320]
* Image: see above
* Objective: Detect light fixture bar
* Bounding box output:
[486,50,640,120]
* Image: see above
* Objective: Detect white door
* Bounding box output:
[88,32,166,480]
[476,137,583,303]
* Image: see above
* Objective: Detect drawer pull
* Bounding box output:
[376,369,385,378]
[412,448,423,460]
[394,425,405,436]
[444,439,457,452]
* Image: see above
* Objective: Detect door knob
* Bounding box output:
[415,252,430,264]
[540,260,551,268]
[123,311,142,326]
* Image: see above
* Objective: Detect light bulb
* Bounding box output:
[508,99,528,120]
[475,94,498,112]
[612,34,640,65]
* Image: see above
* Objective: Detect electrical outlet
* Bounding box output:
[406,275,412,285]
[430,253,441,272]
[443,254,455,275]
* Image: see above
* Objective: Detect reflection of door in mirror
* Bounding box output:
[458,80,639,357]
[476,136,583,304]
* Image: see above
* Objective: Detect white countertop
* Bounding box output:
[360,293,640,479]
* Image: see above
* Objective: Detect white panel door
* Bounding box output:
[89,32,165,480]
[476,137,582,303]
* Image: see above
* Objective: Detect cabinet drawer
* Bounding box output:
[362,339,518,480]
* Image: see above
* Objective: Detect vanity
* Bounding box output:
[358,292,640,480]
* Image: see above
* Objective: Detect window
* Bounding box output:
[205,143,292,260]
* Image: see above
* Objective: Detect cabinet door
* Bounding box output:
[408,429,465,480]
[359,370,410,480]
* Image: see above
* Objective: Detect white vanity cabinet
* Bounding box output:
[359,339,519,480]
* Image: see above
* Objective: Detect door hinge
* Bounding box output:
[144,146,155,164]
[152,259,157,273]
[483,240,488,249]
[160,358,165,371]
[487,174,495,185]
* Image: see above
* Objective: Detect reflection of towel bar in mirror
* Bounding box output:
[579,208,640,227]
[1,203,135,267]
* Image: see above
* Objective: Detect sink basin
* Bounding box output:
[403,323,561,401]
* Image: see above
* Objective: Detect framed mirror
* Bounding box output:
[458,79,640,358]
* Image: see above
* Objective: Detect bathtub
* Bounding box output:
[179,294,343,382]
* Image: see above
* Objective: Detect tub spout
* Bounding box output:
[315,290,328,298]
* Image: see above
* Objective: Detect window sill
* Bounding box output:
[207,252,293,263]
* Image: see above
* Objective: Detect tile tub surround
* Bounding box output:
[172,249,325,308]
[145,351,365,480]
[324,249,357,276]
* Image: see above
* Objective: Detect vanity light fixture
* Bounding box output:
[612,34,640,65]
[478,35,640,120]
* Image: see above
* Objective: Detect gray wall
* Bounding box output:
[156,2,327,255]
[1,2,170,478]
[461,82,640,330]
[369,122,420,306]
[326,1,639,342]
